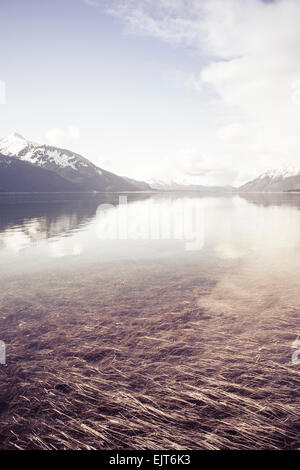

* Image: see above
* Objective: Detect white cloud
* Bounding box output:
[45,126,80,149]
[103,0,300,185]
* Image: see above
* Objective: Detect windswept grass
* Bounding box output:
[0,260,300,450]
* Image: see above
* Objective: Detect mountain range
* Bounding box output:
[149,168,300,193]
[1,134,300,193]
[238,167,300,192]
[0,133,151,193]
[148,179,233,192]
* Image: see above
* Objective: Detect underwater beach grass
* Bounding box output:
[0,259,299,450]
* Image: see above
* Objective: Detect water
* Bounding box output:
[1,191,300,450]
[1,192,300,281]
[1,191,300,328]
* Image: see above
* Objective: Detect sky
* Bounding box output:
[1,0,300,186]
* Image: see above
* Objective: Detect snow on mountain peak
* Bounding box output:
[0,133,87,171]
[0,132,30,156]
[261,165,300,180]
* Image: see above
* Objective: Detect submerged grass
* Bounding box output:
[0,260,300,450]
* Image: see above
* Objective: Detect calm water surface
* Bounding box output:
[1,192,300,281]
[1,191,300,360]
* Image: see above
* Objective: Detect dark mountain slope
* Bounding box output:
[0,154,82,192]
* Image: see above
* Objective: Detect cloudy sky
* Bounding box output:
[1,0,300,185]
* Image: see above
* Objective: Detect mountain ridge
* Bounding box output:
[0,133,151,192]
[148,178,233,192]
[239,166,300,192]
[0,153,83,192]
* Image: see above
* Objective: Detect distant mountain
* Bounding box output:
[0,133,151,192]
[148,179,233,192]
[239,166,300,192]
[0,154,81,192]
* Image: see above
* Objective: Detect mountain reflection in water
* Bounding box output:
[1,192,300,279]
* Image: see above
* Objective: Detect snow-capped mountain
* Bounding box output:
[0,153,81,192]
[239,166,300,192]
[148,178,232,192]
[0,133,150,192]
[261,166,300,179]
